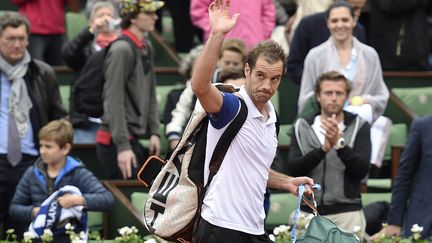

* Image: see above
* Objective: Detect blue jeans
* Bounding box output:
[73,122,99,144]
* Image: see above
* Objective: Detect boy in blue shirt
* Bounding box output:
[10,119,114,241]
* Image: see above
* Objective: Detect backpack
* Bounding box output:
[137,85,248,242]
[72,36,137,118]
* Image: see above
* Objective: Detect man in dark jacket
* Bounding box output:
[0,12,66,238]
[369,0,431,71]
[371,115,432,240]
[61,1,119,143]
[288,71,371,238]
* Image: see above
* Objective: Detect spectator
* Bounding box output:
[163,44,204,127]
[286,0,366,85]
[62,1,119,144]
[164,0,201,53]
[297,1,390,167]
[369,0,431,71]
[288,71,371,238]
[165,38,247,150]
[285,0,333,47]
[190,0,276,50]
[0,12,66,237]
[12,0,70,65]
[298,1,388,123]
[10,119,114,241]
[96,0,163,180]
[371,115,432,240]
[191,1,314,242]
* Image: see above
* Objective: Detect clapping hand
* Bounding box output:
[321,114,342,152]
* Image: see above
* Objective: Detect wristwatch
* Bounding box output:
[334,137,346,150]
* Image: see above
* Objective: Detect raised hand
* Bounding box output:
[208,0,239,36]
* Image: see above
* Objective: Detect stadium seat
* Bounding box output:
[156,83,185,123]
[130,192,148,215]
[265,193,297,230]
[392,86,432,117]
[361,193,392,207]
[383,123,408,161]
[59,85,70,112]
[65,12,88,40]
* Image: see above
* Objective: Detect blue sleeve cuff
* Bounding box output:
[209,92,240,129]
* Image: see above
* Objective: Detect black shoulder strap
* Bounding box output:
[206,98,248,186]
[275,111,280,136]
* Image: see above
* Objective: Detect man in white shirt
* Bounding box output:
[191,0,314,242]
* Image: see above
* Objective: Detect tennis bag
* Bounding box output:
[292,185,361,243]
[139,86,248,243]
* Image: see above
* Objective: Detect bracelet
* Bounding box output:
[88,25,95,34]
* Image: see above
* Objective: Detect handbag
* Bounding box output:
[291,185,361,243]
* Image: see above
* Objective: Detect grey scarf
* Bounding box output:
[0,51,32,137]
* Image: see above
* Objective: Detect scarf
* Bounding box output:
[0,51,32,137]
[95,32,118,49]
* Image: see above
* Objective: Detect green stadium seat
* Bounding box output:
[361,193,391,207]
[265,193,297,230]
[278,124,292,146]
[88,211,104,232]
[366,179,392,191]
[271,90,280,114]
[59,85,70,112]
[368,123,407,191]
[383,123,408,161]
[392,86,432,117]
[130,192,148,215]
[65,12,88,40]
[156,83,185,123]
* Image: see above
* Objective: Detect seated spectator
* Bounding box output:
[371,115,432,240]
[9,119,114,241]
[286,0,366,85]
[62,1,119,144]
[369,0,431,71]
[12,0,70,65]
[288,71,371,239]
[163,44,204,126]
[165,39,247,150]
[285,0,333,49]
[298,1,390,166]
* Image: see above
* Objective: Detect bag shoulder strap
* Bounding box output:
[206,98,248,186]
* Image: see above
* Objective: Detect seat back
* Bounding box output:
[60,85,70,112]
[265,193,297,230]
[65,12,88,40]
[392,86,432,117]
[156,84,185,123]
[271,90,280,114]
[131,192,148,215]
[361,193,392,207]
[383,123,408,161]
[278,124,293,146]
